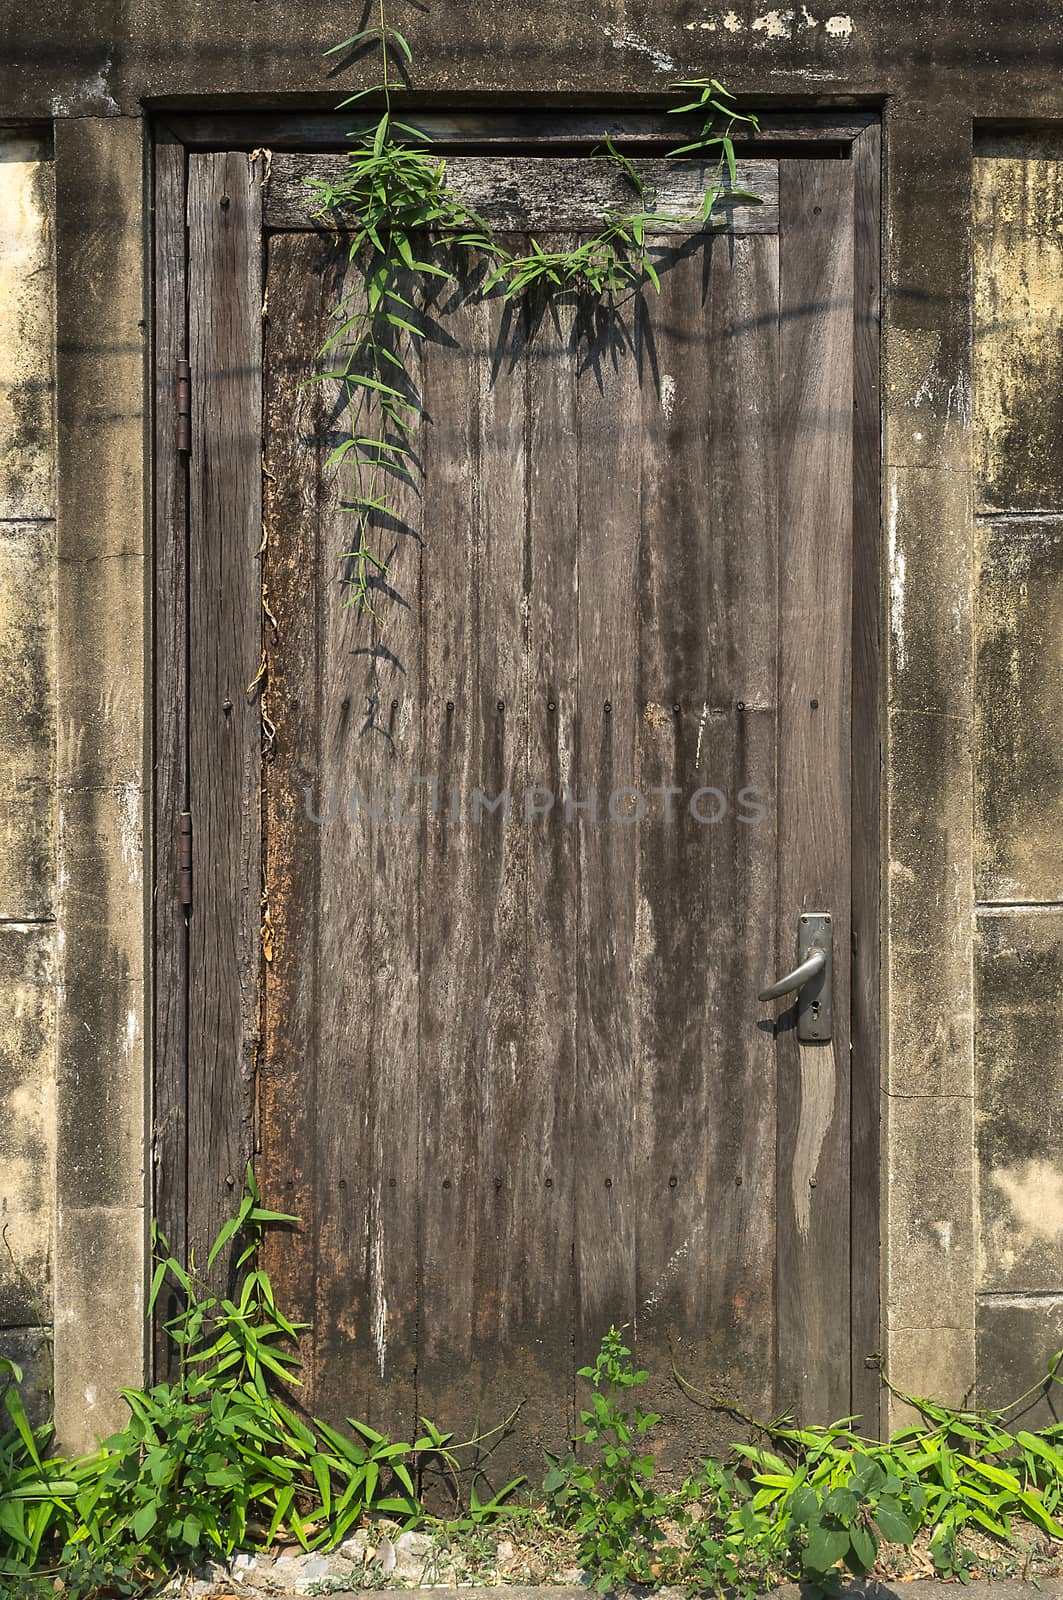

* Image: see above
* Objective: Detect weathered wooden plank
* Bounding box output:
[300,245,423,1435]
[170,110,873,154]
[259,231,323,1388]
[266,153,777,234]
[634,232,779,1463]
[523,266,580,1460]
[152,129,189,1376]
[776,156,854,1423]
[463,280,535,1488]
[572,283,642,1380]
[186,151,264,1277]
[415,246,485,1485]
[849,119,882,1432]
[358,256,424,1439]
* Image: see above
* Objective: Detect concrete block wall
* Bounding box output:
[0,132,57,1424]
[973,135,1063,1420]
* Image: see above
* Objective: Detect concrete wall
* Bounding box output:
[0,0,1062,1448]
[973,137,1063,1422]
[0,133,56,1425]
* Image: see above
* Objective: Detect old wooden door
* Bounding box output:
[154,113,880,1481]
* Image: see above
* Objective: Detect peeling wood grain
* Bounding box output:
[775,157,853,1423]
[265,154,778,235]
[186,152,264,1277]
[633,233,778,1463]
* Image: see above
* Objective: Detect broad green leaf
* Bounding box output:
[805,1523,849,1573]
[789,1484,819,1525]
[849,1521,877,1572]
[824,1485,859,1519]
[133,1501,158,1539]
[875,1498,915,1544]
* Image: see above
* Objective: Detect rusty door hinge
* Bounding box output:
[178,812,193,907]
[176,359,191,454]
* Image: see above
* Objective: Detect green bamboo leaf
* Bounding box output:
[1018,1491,1063,1539]
[1017,1430,1063,1473]
[323,28,381,55]
[388,27,413,61]
[147,1257,169,1313]
[384,313,423,337]
[310,1453,332,1516]
[337,88,382,108]
[957,1454,1021,1492]
[965,1504,1010,1538]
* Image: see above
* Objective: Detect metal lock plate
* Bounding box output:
[796,912,832,1042]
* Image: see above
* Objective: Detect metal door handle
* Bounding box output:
[758,949,825,1002]
[758,912,832,1041]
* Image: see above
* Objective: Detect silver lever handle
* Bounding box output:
[757,949,826,1002]
[758,912,833,1041]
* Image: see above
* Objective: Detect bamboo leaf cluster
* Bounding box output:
[307,9,760,613]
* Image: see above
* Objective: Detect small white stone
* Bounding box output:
[266,1552,334,1595]
[339,1529,371,1560]
[374,1532,397,1574]
[394,1530,434,1557]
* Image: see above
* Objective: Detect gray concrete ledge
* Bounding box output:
[205,1584,1063,1600]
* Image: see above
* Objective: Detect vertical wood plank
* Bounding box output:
[186,151,264,1275]
[259,231,322,1384]
[465,278,533,1486]
[360,257,424,1439]
[523,273,580,1458]
[416,250,484,1476]
[305,246,421,1435]
[849,122,883,1433]
[573,293,642,1376]
[152,129,188,1376]
[634,235,780,1461]
[465,271,583,1486]
[776,156,855,1422]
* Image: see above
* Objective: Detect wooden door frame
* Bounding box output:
[151,108,882,1425]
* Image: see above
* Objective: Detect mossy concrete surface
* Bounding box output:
[973,138,1063,1426]
[0,133,57,1427]
[0,0,1062,115]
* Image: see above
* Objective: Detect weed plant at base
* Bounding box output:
[2,1176,1063,1598]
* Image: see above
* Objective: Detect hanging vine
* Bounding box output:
[308,8,760,614]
